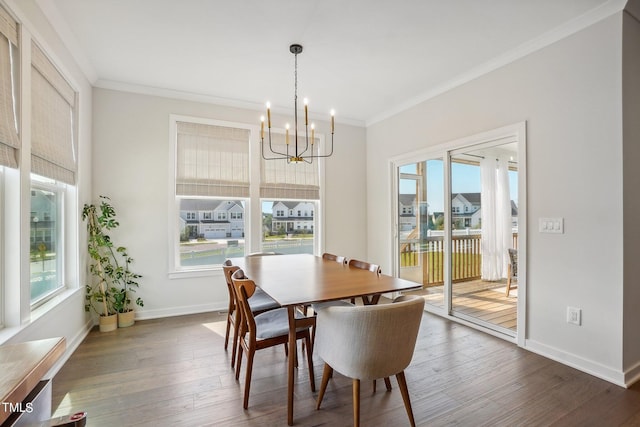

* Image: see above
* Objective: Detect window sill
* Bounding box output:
[0,287,82,345]
[168,268,223,280]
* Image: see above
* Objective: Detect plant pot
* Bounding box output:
[118,310,135,328]
[99,313,117,332]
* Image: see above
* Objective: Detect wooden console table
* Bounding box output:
[0,337,66,425]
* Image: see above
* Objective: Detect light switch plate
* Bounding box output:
[539,217,564,234]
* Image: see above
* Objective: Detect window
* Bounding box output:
[170,116,322,271]
[30,176,64,304]
[29,41,77,306]
[262,199,316,254]
[173,120,250,269]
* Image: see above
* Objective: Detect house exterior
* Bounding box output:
[178,200,315,239]
[400,193,518,231]
[271,201,314,234]
[452,193,519,229]
[399,194,417,232]
[179,200,245,239]
[451,193,482,228]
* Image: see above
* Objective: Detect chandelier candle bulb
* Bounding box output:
[311,123,315,145]
[330,110,335,133]
[304,98,309,125]
[260,116,265,139]
[285,123,290,145]
[266,102,271,128]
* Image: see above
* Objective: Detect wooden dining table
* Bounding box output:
[229,253,421,425]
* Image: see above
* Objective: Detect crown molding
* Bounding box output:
[365,0,628,127]
[95,79,366,127]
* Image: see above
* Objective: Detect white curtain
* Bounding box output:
[480,155,512,281]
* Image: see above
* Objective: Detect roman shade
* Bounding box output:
[175,121,250,198]
[260,132,320,200]
[30,42,77,184]
[0,5,19,169]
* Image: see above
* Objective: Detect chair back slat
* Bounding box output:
[322,252,347,265]
[348,258,381,274]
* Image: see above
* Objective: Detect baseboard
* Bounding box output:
[624,360,640,387]
[524,338,626,387]
[133,303,228,321]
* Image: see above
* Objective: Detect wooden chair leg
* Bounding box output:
[506,264,512,296]
[243,350,255,409]
[384,377,392,391]
[304,332,315,392]
[224,316,231,350]
[235,345,243,380]
[231,315,241,368]
[316,363,333,410]
[353,378,360,427]
[396,371,416,427]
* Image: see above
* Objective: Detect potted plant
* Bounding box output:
[82,196,143,331]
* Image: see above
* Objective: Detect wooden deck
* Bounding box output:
[406,279,517,331]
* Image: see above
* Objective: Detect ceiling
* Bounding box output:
[39,0,620,125]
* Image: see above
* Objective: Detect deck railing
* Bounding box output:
[400,232,518,286]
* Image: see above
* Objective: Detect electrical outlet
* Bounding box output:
[567,306,581,325]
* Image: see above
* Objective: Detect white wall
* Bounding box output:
[366,14,628,384]
[92,88,367,319]
[2,0,94,373]
[622,3,640,382]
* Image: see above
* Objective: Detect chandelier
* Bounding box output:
[260,44,334,163]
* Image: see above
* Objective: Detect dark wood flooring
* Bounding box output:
[51,311,640,426]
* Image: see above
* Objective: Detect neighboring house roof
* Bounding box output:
[180,199,242,211]
[453,192,481,206]
[272,201,310,210]
[399,194,416,206]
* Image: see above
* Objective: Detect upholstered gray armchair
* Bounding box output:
[314,295,425,427]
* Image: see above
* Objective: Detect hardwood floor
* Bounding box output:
[51,311,640,426]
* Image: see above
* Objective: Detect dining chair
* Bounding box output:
[231,268,315,409]
[506,248,518,296]
[315,295,425,427]
[222,260,280,369]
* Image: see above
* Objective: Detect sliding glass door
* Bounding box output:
[449,143,518,334]
[395,125,523,339]
[397,159,445,310]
